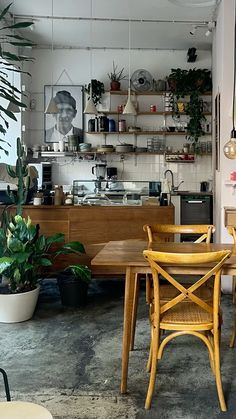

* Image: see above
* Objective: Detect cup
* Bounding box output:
[59,140,64,152]
[33,197,43,205]
[53,143,59,152]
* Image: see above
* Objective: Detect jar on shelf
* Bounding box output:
[118,119,126,132]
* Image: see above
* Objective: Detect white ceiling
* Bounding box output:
[0,0,221,50]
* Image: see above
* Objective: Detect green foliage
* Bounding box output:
[85,79,105,105]
[65,265,91,284]
[0,215,90,293]
[167,68,212,142]
[6,137,29,214]
[0,3,35,152]
[107,61,127,82]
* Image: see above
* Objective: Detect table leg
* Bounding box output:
[121,266,136,394]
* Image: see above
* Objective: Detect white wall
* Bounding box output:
[24,48,212,187]
[0,68,21,165]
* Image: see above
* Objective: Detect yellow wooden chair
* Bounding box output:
[130,224,215,350]
[226,226,236,347]
[143,248,231,411]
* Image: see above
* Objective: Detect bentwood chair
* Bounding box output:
[130,224,216,350]
[0,368,53,418]
[226,226,236,347]
[143,249,231,411]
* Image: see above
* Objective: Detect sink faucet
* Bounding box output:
[164,170,184,192]
[164,169,174,192]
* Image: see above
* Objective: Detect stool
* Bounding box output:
[0,401,53,418]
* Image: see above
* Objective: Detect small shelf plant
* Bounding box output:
[107,61,127,91]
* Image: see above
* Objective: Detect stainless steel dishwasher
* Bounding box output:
[180,194,213,241]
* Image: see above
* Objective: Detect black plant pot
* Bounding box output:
[57,272,88,307]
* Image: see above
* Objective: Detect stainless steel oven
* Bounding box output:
[180,194,213,242]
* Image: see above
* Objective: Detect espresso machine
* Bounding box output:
[92,163,107,192]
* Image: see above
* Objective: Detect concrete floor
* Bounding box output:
[0,278,236,419]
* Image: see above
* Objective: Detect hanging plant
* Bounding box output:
[167,68,212,142]
[85,79,105,105]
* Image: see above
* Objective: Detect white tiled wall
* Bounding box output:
[51,153,212,193]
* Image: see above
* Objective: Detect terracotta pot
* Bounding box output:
[110,81,121,91]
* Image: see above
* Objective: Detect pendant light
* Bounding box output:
[44,0,58,114]
[84,0,97,115]
[123,19,136,115]
[223,5,236,159]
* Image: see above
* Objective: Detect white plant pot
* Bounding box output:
[0,285,40,323]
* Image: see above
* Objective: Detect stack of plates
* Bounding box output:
[79,143,92,152]
[97,145,114,153]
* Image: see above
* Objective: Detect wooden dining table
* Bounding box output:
[91,239,236,394]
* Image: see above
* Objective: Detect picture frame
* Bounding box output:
[44,85,84,143]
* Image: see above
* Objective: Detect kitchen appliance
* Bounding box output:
[180,194,213,241]
[92,163,107,192]
[107,167,117,179]
[106,167,118,190]
[131,69,153,92]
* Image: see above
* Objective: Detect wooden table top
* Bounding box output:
[91,240,236,273]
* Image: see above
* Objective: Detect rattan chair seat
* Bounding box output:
[158,302,213,325]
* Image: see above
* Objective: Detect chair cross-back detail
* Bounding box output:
[226,226,236,347]
[143,249,231,411]
[130,224,216,350]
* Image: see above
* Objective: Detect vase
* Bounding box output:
[0,285,40,323]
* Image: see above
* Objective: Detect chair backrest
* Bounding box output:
[227,226,236,243]
[143,224,215,244]
[143,249,231,320]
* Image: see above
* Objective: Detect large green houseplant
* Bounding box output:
[167,68,212,142]
[0,213,91,321]
[0,3,35,154]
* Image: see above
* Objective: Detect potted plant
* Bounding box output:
[57,264,91,307]
[107,61,127,91]
[0,214,90,322]
[85,79,105,105]
[167,68,212,142]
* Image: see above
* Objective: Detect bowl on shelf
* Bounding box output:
[167,126,176,132]
[115,144,134,153]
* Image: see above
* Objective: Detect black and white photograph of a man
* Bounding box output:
[44,85,84,143]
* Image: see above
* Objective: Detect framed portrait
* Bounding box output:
[44,85,84,143]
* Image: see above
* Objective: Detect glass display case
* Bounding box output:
[72,179,160,206]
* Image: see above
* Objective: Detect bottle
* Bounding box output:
[59,185,64,205]
[54,185,61,206]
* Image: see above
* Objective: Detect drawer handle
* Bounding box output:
[186,200,204,204]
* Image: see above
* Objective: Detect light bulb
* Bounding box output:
[223,130,236,159]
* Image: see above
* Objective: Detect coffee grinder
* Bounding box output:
[106,167,118,190]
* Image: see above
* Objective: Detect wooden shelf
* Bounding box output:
[107,90,212,96]
[101,111,211,116]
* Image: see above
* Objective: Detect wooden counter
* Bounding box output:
[19,204,174,275]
